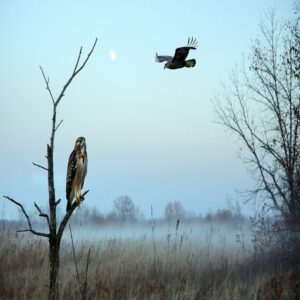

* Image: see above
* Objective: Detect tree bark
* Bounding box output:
[49,236,60,300]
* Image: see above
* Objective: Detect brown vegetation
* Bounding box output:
[1,223,299,300]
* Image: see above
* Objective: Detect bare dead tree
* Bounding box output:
[214,11,300,226]
[3,38,97,300]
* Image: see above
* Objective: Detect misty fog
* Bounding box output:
[61,220,252,263]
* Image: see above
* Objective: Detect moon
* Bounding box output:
[109,49,116,61]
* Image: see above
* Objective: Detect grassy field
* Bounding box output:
[1,221,299,299]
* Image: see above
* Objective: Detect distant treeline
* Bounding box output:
[0,195,246,230]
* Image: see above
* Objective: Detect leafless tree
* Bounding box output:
[214,11,300,227]
[113,195,139,222]
[164,201,186,221]
[3,38,97,300]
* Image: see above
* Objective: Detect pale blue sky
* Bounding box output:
[0,0,294,218]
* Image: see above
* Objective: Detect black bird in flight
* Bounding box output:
[155,37,198,70]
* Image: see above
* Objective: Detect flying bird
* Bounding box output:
[155,37,198,70]
[66,137,88,211]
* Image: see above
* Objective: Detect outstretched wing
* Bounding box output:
[66,150,77,202]
[155,53,173,63]
[172,37,198,63]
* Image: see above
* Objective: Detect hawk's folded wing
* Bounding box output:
[66,150,77,202]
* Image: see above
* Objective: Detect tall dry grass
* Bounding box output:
[1,222,299,299]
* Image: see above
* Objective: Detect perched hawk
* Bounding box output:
[155,37,198,70]
[66,137,88,211]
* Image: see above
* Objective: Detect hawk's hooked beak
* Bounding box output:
[80,142,87,156]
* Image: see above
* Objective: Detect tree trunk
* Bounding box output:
[49,237,60,300]
[3,40,96,300]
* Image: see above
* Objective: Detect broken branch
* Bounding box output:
[32,162,48,171]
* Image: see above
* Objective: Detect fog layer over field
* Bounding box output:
[65,221,252,262]
[3,218,290,299]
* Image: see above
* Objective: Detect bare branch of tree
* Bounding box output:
[32,162,48,171]
[55,38,98,107]
[3,195,49,238]
[39,66,55,104]
[54,120,63,132]
[57,190,89,241]
[214,13,300,222]
[73,47,83,75]
[34,201,50,229]
[74,39,98,75]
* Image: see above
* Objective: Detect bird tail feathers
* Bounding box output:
[185,59,196,68]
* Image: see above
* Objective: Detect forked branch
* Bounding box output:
[73,39,97,76]
[57,190,89,241]
[3,195,49,238]
[56,38,97,107]
[40,38,98,108]
[34,201,50,229]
